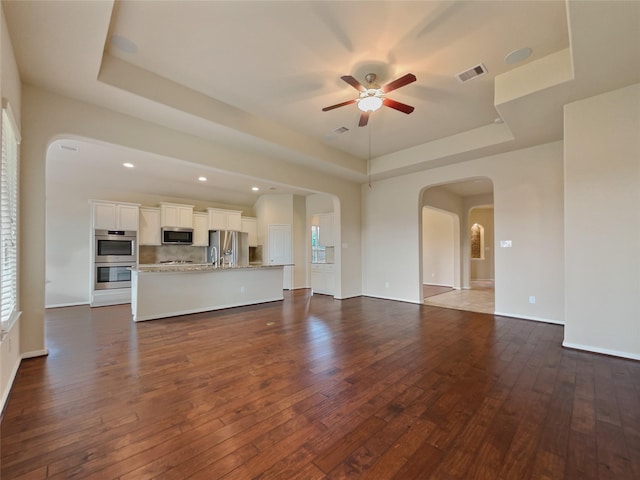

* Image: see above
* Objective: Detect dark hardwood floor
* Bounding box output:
[2,290,639,479]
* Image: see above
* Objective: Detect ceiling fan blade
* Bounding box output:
[381,73,417,93]
[341,75,366,92]
[358,112,370,127]
[322,99,357,112]
[383,98,415,114]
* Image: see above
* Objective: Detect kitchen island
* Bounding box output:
[130,264,285,322]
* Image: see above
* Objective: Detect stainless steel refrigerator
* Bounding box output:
[207,230,248,267]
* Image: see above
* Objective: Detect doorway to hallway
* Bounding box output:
[420,178,494,314]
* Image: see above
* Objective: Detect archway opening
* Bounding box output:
[419,178,495,314]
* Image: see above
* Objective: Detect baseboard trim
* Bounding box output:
[422,283,454,288]
[493,311,564,325]
[562,341,640,361]
[46,301,89,309]
[0,354,22,414]
[22,349,49,359]
[364,294,422,305]
[334,293,361,300]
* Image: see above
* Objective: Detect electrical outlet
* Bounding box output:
[240,286,245,293]
[384,282,390,288]
[529,296,536,304]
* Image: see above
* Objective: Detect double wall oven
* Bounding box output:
[94,229,137,290]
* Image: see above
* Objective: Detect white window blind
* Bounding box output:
[1,101,20,331]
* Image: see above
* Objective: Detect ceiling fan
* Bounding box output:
[322,73,416,127]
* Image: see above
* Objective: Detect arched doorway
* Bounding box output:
[420,178,495,314]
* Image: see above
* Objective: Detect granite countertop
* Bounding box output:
[131,263,286,273]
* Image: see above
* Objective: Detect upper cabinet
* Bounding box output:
[139,207,161,246]
[241,217,258,246]
[318,213,334,247]
[160,203,193,228]
[192,212,209,246]
[92,201,140,231]
[207,208,242,231]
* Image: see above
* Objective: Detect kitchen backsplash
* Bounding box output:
[139,245,206,264]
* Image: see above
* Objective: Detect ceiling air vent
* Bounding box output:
[456,64,487,83]
[335,126,349,134]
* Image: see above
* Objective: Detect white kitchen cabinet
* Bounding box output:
[311,263,335,295]
[207,208,243,231]
[192,212,209,246]
[241,217,258,246]
[160,203,193,228]
[318,213,334,247]
[139,207,161,245]
[227,211,242,231]
[92,201,140,231]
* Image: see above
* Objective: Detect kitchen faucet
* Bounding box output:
[209,246,218,266]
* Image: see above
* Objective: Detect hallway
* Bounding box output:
[423,280,495,315]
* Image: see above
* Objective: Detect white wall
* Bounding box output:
[564,83,640,360]
[421,186,464,289]
[306,193,334,214]
[292,195,307,289]
[422,208,455,287]
[255,194,293,245]
[255,194,294,289]
[363,141,564,323]
[0,4,23,410]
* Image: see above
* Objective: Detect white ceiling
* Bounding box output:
[46,138,312,206]
[3,1,639,204]
[105,0,569,158]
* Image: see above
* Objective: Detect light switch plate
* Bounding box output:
[500,240,512,248]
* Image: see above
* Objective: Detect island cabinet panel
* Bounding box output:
[92,201,140,231]
[131,266,284,322]
[192,212,209,246]
[139,207,161,245]
[160,203,194,228]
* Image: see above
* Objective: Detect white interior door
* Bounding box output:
[268,224,292,289]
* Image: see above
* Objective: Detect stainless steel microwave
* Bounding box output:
[161,227,193,245]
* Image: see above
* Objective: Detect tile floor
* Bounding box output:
[423,280,495,314]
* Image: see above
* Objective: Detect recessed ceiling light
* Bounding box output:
[251,186,260,192]
[198,176,207,182]
[123,163,134,168]
[505,47,532,64]
[110,35,138,54]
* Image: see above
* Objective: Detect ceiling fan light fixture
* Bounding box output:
[357,94,383,112]
[323,73,415,124]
